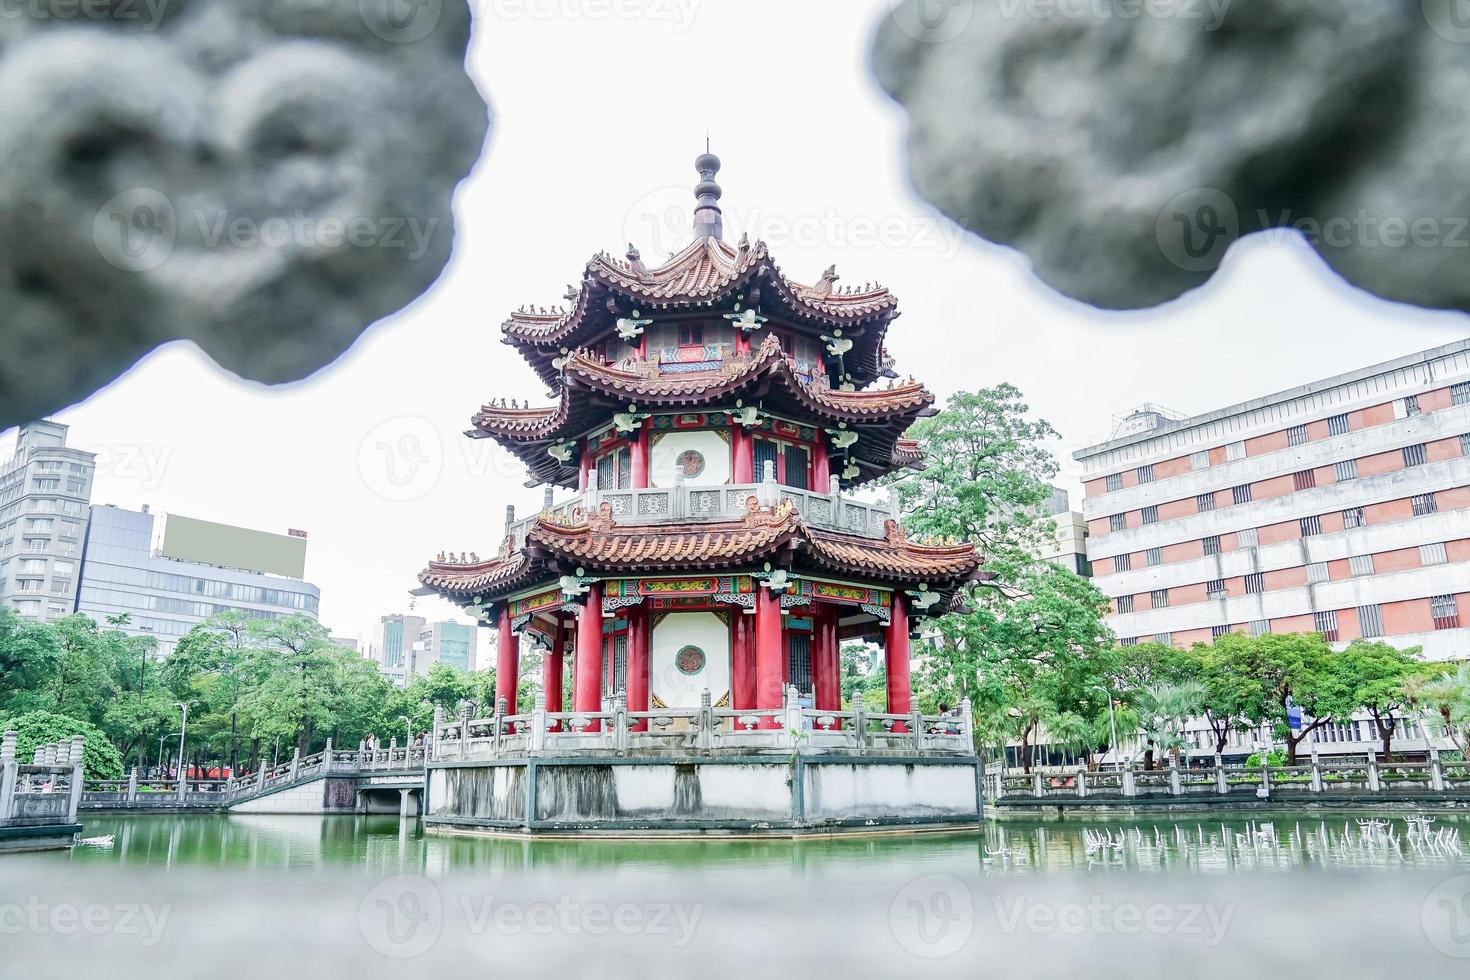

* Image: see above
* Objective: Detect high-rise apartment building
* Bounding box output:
[367,614,427,687]
[0,421,96,622]
[75,505,321,655]
[417,620,479,673]
[364,615,481,685]
[1076,339,1470,660]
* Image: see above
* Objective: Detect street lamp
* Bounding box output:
[398,715,412,750]
[157,732,181,774]
[1093,684,1121,772]
[173,701,189,783]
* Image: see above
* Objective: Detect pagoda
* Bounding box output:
[418,154,983,735]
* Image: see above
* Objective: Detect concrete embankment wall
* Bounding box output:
[426,756,982,835]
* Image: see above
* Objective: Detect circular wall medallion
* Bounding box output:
[677,449,706,478]
[676,645,707,675]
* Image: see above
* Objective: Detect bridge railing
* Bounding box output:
[430,690,975,760]
[987,747,1470,803]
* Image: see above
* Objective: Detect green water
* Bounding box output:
[48,811,1470,876]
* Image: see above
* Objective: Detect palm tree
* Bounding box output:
[1044,711,1095,770]
[1132,681,1207,769]
[1417,663,1470,755]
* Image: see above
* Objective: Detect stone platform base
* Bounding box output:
[425,754,982,836]
[0,822,83,852]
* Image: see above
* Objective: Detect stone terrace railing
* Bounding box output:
[987,748,1470,805]
[511,468,898,546]
[1,732,85,829]
[431,689,975,760]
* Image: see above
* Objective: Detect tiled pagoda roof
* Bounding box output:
[471,333,934,488]
[418,498,983,605]
[502,237,900,388]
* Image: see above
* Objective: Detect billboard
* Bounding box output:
[158,514,308,579]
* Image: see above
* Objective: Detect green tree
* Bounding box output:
[0,608,59,716]
[0,710,124,780]
[1332,640,1423,760]
[1231,632,1351,764]
[1132,681,1206,768]
[1414,662,1470,754]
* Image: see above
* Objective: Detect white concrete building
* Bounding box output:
[0,421,95,622]
[1076,338,1470,662]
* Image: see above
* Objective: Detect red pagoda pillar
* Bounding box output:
[574,583,604,730]
[626,603,650,732]
[543,619,566,730]
[731,609,756,727]
[578,448,591,492]
[885,597,912,732]
[732,427,754,484]
[813,440,830,489]
[813,604,840,729]
[632,424,651,489]
[755,585,784,728]
[495,606,520,728]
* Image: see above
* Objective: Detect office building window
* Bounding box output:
[1119,637,1138,648]
[1232,484,1252,505]
[1146,547,1162,567]
[1113,553,1131,573]
[1202,535,1221,556]
[1226,442,1246,462]
[1109,513,1127,533]
[1462,433,1470,457]
[1137,464,1155,485]
[1287,424,1308,447]
[1342,506,1366,529]
[1421,542,1449,566]
[1307,562,1329,584]
[1153,633,1173,646]
[1190,451,1210,470]
[1245,573,1264,595]
[1293,470,1317,491]
[1404,395,1422,417]
[1248,620,1270,638]
[1117,594,1134,614]
[1412,492,1438,517]
[1349,554,1375,577]
[1403,443,1428,467]
[1141,505,1159,525]
[1196,493,1215,513]
[1358,604,1384,638]
[1206,579,1226,597]
[1431,594,1459,630]
[1455,382,1470,407]
[1300,515,1322,537]
[1150,589,1170,609]
[1327,413,1351,436]
[1236,527,1259,549]
[1105,473,1123,493]
[1313,610,1339,642]
[1335,459,1358,482]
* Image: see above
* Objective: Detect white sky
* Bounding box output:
[5,0,1469,643]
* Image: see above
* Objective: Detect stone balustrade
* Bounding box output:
[510,470,898,545]
[987,746,1470,806]
[431,688,975,760]
[1,731,85,842]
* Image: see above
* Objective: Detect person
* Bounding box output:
[938,702,952,715]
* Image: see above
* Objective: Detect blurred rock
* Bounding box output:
[0,0,489,428]
[872,0,1470,313]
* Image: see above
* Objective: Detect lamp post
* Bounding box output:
[173,702,189,783]
[398,715,412,752]
[1093,685,1120,772]
[157,732,180,775]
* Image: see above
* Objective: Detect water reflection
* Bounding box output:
[53,811,1470,878]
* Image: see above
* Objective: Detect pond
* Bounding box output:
[50,810,1470,876]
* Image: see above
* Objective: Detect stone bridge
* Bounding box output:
[81,743,428,818]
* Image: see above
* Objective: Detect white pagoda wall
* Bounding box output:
[650,611,730,708]
[650,430,731,488]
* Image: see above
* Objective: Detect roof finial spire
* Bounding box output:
[692,147,723,241]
